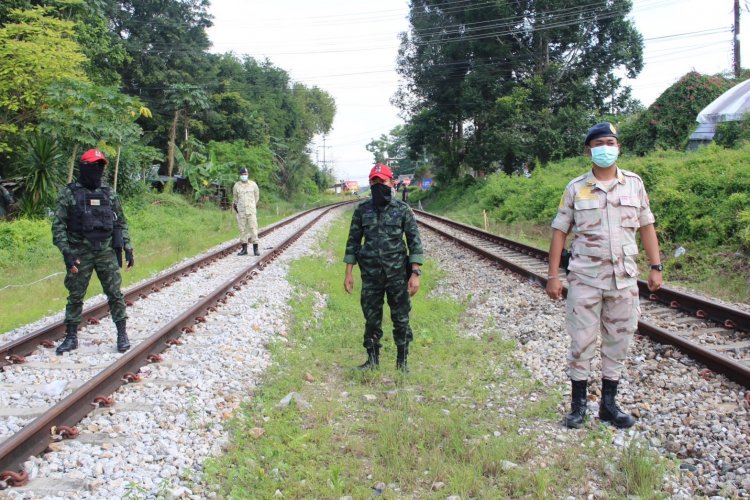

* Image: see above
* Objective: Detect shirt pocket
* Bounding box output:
[622,243,639,277]
[619,196,640,228]
[569,244,602,278]
[573,199,601,234]
[384,217,405,247]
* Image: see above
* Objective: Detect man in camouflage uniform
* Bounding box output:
[52,149,134,355]
[546,123,663,429]
[232,166,261,256]
[344,163,424,372]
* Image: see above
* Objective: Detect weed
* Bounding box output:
[202,211,671,498]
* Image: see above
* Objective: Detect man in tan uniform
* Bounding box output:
[232,167,260,256]
[546,122,663,429]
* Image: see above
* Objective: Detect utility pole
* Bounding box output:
[734,0,741,78]
[317,135,332,171]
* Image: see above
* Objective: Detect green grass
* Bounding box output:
[0,192,337,334]
[202,212,668,498]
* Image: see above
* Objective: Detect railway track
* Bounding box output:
[0,202,350,490]
[415,210,750,389]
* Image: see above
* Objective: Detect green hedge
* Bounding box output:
[421,143,750,251]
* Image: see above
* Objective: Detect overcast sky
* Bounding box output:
[207,0,748,185]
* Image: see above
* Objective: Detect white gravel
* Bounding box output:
[419,226,749,498]
[0,207,342,499]
[2,207,748,498]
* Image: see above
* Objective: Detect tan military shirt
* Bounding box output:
[232,180,260,215]
[551,168,655,290]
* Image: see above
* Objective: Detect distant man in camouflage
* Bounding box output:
[52,149,134,355]
[546,123,663,429]
[232,166,261,256]
[344,163,424,372]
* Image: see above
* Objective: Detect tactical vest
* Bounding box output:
[66,183,115,242]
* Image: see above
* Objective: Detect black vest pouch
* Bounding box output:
[67,184,115,243]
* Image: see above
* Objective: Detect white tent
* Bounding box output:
[688,78,750,149]
[696,78,750,124]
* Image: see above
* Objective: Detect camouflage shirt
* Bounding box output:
[551,168,655,290]
[52,182,132,255]
[344,198,424,278]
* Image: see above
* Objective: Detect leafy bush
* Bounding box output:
[619,72,735,155]
[421,143,750,252]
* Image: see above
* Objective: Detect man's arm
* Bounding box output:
[254,182,260,204]
[343,207,363,294]
[51,188,72,256]
[52,188,80,272]
[546,229,567,300]
[111,192,131,250]
[639,223,662,291]
[402,207,424,268]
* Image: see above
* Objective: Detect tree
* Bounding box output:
[366,124,419,177]
[164,83,210,179]
[0,7,88,156]
[395,0,644,177]
[40,80,149,185]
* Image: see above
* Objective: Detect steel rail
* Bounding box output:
[416,212,750,388]
[0,202,350,369]
[0,203,341,476]
[416,209,750,333]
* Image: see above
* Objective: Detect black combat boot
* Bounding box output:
[599,378,636,428]
[115,319,130,353]
[396,344,409,373]
[253,243,260,256]
[237,243,248,256]
[56,324,79,355]
[565,379,588,429]
[355,347,379,371]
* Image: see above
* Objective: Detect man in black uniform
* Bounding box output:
[52,149,134,354]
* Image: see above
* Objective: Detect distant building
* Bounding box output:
[328,180,360,195]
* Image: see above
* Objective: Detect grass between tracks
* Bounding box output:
[0,192,332,333]
[203,212,668,499]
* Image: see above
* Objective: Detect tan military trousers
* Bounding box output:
[565,273,640,381]
[236,213,258,244]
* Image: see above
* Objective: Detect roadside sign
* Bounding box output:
[421,178,432,190]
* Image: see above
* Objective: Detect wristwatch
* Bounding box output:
[411,268,422,276]
[650,264,664,272]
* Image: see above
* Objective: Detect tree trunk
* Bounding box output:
[113,145,122,192]
[66,143,79,183]
[167,110,179,179]
[184,115,191,162]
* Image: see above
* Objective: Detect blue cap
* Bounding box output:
[239,167,248,174]
[584,122,618,145]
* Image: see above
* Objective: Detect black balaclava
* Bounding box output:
[78,162,106,190]
[371,182,392,210]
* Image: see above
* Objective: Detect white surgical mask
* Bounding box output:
[590,145,619,168]
[240,174,248,182]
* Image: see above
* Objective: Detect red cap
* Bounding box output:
[369,163,393,181]
[80,149,108,165]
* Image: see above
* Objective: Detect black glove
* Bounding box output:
[233,203,238,213]
[125,248,134,268]
[63,252,78,271]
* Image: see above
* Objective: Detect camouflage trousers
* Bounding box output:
[236,213,258,244]
[360,269,413,350]
[64,242,127,326]
[565,273,640,381]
